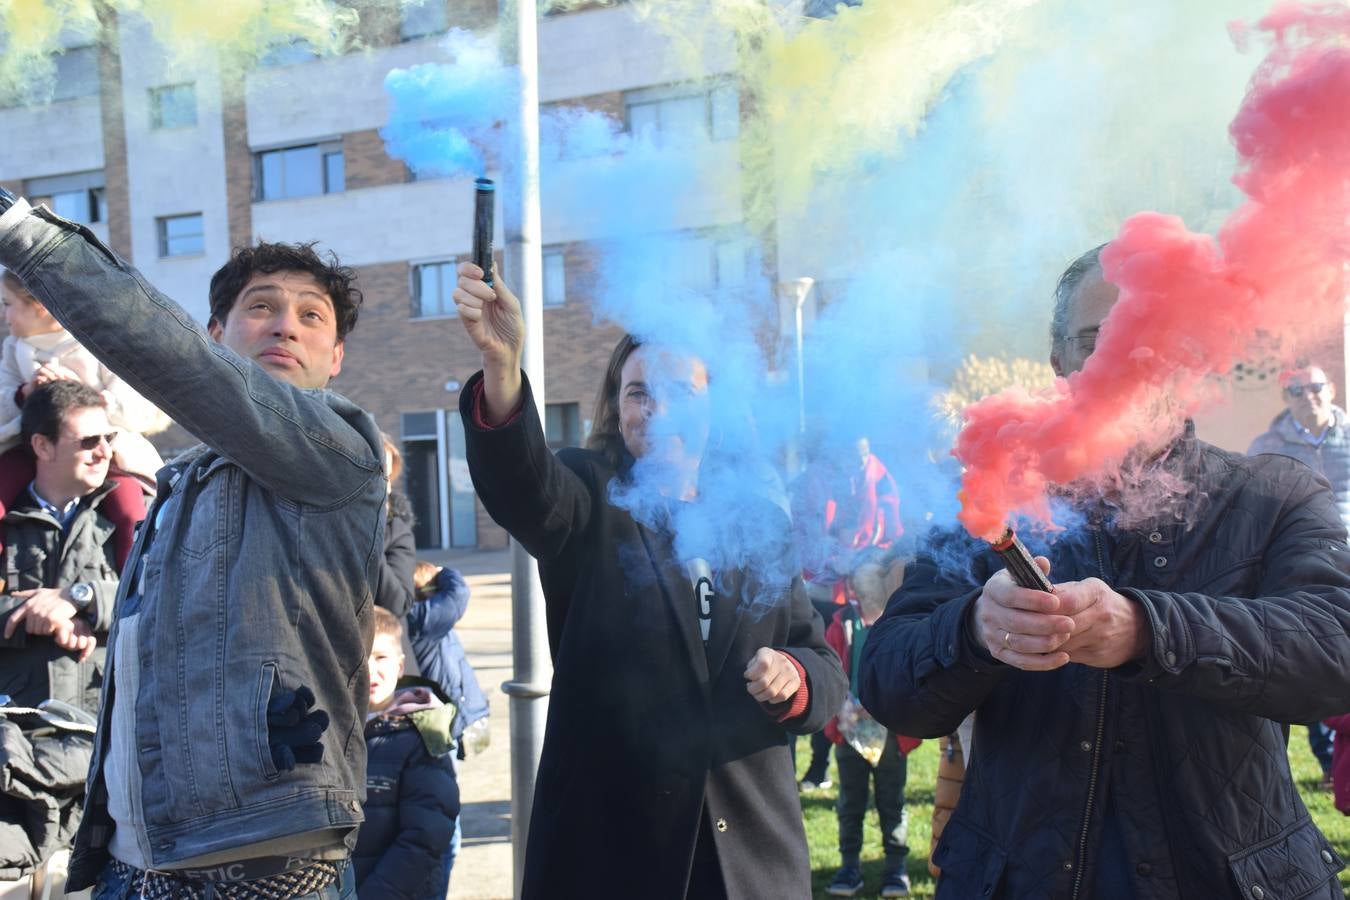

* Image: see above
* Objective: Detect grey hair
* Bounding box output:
[1050,243,1108,349]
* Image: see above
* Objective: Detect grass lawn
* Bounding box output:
[798,726,1350,898]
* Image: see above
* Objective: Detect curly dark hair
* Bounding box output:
[208,242,362,340]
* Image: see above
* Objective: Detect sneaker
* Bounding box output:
[825,866,864,897]
[798,777,833,792]
[880,869,911,897]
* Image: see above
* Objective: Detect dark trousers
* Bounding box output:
[802,729,832,782]
[1308,720,1334,775]
[836,738,909,868]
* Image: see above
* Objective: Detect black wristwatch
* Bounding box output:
[68,582,94,613]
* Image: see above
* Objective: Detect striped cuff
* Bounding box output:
[769,652,810,724]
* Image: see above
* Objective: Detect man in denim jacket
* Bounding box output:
[0,188,386,899]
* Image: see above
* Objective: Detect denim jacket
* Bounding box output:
[0,200,387,888]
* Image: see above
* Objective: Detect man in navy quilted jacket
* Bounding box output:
[859,244,1350,900]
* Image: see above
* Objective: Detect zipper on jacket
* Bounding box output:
[1069,527,1111,900]
[1070,672,1108,899]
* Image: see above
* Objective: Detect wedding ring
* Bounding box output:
[1002,631,1012,650]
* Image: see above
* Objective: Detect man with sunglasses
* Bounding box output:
[0,381,126,714]
[1248,363,1350,786]
[1249,365,1349,534]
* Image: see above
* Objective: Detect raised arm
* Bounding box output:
[0,195,381,505]
[453,263,595,562]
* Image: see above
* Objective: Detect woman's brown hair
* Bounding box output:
[586,334,643,469]
[381,432,403,483]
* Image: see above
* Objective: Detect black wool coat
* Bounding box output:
[461,372,846,900]
[859,429,1350,900]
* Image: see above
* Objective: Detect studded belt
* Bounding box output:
[107,858,341,899]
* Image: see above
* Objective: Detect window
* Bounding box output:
[150,83,196,129]
[157,214,204,257]
[402,410,476,549]
[543,250,566,307]
[411,260,458,318]
[670,234,748,292]
[400,1,449,40]
[402,412,443,549]
[625,83,739,147]
[545,403,582,450]
[260,39,318,67]
[25,171,106,225]
[805,0,862,17]
[51,46,99,101]
[324,150,345,193]
[714,239,748,288]
[255,142,344,201]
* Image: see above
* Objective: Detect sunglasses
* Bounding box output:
[68,431,118,451]
[1286,383,1326,398]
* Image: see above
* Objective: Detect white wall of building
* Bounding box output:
[251,176,489,266]
[0,97,104,182]
[117,15,231,324]
[250,137,744,267]
[245,4,735,149]
[538,5,735,101]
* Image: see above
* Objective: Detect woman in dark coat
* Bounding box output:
[452,263,847,900]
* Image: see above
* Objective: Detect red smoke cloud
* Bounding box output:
[956,1,1350,542]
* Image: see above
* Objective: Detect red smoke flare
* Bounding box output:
[956,1,1350,542]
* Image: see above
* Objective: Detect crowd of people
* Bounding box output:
[0,182,1344,900]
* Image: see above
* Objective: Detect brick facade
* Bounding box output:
[332,241,623,550]
[96,9,132,259]
[221,98,253,252]
[342,129,409,190]
[350,0,401,48]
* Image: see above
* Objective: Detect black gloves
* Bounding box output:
[266,685,329,772]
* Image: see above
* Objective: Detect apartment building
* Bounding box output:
[0,1,780,550]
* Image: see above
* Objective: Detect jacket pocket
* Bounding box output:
[932,817,1008,899]
[178,461,238,558]
[256,662,280,781]
[1228,817,1344,900]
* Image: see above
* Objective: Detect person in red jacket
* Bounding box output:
[849,438,901,550]
[824,548,921,897]
[1323,714,1350,815]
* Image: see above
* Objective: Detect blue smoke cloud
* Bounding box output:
[382,0,1268,605]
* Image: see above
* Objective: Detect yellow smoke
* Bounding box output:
[0,0,369,102]
[593,0,1041,230]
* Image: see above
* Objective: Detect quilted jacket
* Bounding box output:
[859,428,1350,900]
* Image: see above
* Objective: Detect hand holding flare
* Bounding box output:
[972,529,1149,672]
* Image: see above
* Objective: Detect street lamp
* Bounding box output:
[793,276,815,461]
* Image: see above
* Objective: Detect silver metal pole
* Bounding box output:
[497,1,550,896]
[793,277,814,473]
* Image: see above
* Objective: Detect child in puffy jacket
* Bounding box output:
[354,607,460,900]
[0,269,164,566]
[405,560,490,889]
[407,561,490,749]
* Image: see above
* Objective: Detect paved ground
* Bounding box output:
[421,547,516,900]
